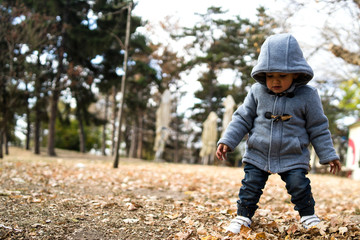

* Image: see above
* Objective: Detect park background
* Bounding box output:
[1,0,360,239]
[0,0,360,168]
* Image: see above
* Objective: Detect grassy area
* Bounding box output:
[1,147,360,239]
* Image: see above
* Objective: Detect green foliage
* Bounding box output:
[94,1,145,93]
[0,1,38,151]
[339,78,360,116]
[320,89,347,137]
[54,118,102,151]
[0,0,279,163]
[54,119,79,151]
[0,0,162,157]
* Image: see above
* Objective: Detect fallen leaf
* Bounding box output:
[339,226,348,235]
[201,235,219,240]
[31,223,44,228]
[197,226,207,236]
[0,224,16,231]
[255,232,267,239]
[166,212,180,219]
[123,218,139,224]
[287,223,299,235]
[9,195,23,199]
[257,209,270,217]
[103,202,118,209]
[349,215,360,224]
[277,224,286,233]
[267,221,278,230]
[330,216,339,227]
[11,177,25,183]
[30,198,43,203]
[316,221,328,236]
[126,202,141,211]
[182,216,194,225]
[239,225,251,237]
[3,148,360,240]
[175,229,193,240]
[144,220,154,225]
[0,190,11,196]
[227,209,236,215]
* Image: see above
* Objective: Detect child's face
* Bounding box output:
[265,72,299,94]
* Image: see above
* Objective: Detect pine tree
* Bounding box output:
[176,6,276,160]
[0,1,37,156]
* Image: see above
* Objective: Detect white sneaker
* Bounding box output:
[226,216,252,234]
[301,214,320,229]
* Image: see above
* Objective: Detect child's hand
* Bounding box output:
[216,144,229,161]
[329,159,341,174]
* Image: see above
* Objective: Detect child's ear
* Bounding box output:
[294,73,300,79]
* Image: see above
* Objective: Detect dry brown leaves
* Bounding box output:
[0,147,360,239]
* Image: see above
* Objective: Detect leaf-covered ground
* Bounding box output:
[1,147,360,240]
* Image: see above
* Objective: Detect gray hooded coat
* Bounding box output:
[218,33,339,173]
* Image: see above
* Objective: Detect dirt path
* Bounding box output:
[1,147,359,239]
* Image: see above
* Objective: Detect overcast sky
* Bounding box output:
[133,0,280,26]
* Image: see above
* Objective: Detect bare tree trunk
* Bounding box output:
[48,0,69,156]
[0,84,4,159]
[1,77,8,158]
[34,87,41,154]
[74,92,86,153]
[3,37,12,156]
[173,89,180,163]
[47,38,64,156]
[113,2,132,168]
[47,86,59,156]
[34,112,41,154]
[136,114,143,159]
[78,112,86,153]
[173,114,180,163]
[25,82,31,150]
[26,107,31,150]
[34,54,42,155]
[102,93,109,156]
[4,132,9,155]
[111,86,117,156]
[0,130,3,159]
[129,125,136,158]
[174,128,179,163]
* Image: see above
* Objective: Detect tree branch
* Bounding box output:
[330,44,360,66]
[108,31,125,50]
[352,0,360,9]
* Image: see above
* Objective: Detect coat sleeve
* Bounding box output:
[305,88,339,164]
[217,86,257,151]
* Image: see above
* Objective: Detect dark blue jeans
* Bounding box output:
[237,163,315,219]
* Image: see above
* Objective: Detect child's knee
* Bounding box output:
[284,170,311,192]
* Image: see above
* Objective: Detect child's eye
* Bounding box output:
[266,75,273,78]
[280,74,287,78]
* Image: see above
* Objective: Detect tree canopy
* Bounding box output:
[0,1,357,165]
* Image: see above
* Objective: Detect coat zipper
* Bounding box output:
[267,96,278,173]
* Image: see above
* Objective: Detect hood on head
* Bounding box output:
[251,33,313,86]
